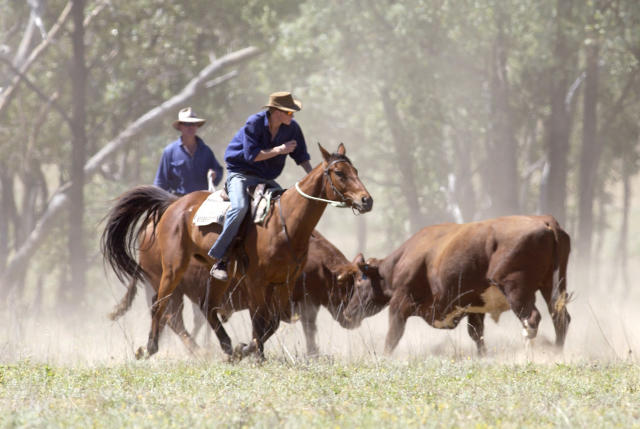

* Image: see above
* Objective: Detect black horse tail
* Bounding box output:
[101,185,178,285]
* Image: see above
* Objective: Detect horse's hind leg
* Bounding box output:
[164,293,205,357]
[145,250,191,357]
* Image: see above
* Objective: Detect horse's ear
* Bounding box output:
[337,142,346,156]
[318,142,331,162]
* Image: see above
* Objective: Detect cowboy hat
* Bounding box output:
[172,107,206,130]
[263,91,302,112]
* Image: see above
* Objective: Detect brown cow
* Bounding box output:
[342,215,571,355]
[109,229,362,357]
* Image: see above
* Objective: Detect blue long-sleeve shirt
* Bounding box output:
[224,111,310,180]
[153,136,223,195]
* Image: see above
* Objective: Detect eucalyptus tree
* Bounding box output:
[0,0,293,303]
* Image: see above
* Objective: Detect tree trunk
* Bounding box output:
[380,87,422,233]
[486,16,519,216]
[540,0,577,225]
[0,46,259,293]
[68,0,87,304]
[615,161,631,297]
[0,167,11,273]
[577,37,600,269]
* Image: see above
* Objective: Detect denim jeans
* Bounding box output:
[207,171,279,260]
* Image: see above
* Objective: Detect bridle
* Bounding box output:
[280,158,356,284]
[294,158,353,208]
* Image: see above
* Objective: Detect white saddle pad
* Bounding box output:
[192,190,230,226]
[192,188,273,227]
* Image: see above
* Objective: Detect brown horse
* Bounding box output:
[108,220,233,358]
[102,143,372,360]
[109,230,363,357]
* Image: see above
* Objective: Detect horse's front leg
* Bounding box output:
[231,306,280,362]
[201,304,233,356]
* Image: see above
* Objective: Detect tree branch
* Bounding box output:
[0,1,72,118]
[0,46,260,290]
[0,56,72,124]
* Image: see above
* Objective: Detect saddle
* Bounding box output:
[192,183,283,227]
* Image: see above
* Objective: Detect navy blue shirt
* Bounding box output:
[153,136,223,195]
[224,111,310,180]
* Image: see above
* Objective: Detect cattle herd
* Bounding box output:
[103,146,572,361]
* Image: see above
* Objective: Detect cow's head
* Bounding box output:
[342,257,389,328]
[326,253,366,327]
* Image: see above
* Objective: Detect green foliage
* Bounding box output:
[2,0,640,294]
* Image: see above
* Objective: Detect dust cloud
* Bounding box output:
[0,261,637,366]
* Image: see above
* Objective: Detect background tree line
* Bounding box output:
[0,0,638,313]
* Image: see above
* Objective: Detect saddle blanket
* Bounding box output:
[192,190,229,226]
[192,189,272,227]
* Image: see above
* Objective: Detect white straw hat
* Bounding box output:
[172,107,206,130]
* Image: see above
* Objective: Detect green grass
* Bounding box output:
[1,358,639,428]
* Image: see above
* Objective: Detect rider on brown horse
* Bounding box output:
[208,92,313,280]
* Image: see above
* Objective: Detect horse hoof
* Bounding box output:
[228,343,247,363]
[135,346,149,360]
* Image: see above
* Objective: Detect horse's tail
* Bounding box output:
[108,274,140,321]
[101,185,177,284]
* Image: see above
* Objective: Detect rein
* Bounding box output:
[294,159,351,208]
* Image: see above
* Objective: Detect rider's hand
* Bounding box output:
[279,140,297,154]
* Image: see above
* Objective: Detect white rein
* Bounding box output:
[294,182,348,208]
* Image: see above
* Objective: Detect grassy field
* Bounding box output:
[1,357,639,428]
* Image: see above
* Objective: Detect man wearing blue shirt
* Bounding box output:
[208,92,313,280]
[154,107,223,195]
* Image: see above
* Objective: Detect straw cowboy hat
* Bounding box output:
[263,91,302,112]
[173,107,206,130]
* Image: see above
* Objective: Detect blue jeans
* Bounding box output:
[208,172,279,260]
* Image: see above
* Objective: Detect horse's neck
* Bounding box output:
[278,166,328,249]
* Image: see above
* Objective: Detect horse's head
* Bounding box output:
[319,143,373,213]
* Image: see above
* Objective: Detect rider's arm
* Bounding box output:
[254,144,292,161]
[300,160,312,173]
[208,150,224,186]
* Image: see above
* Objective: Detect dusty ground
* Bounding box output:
[1,262,637,366]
